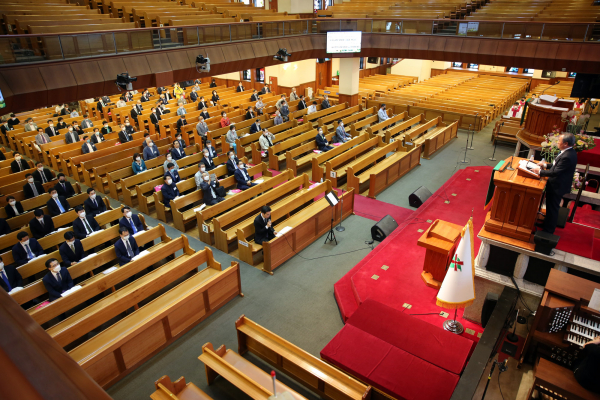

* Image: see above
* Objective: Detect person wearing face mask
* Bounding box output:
[24,118,38,132]
[250,89,259,102]
[200,149,216,171]
[273,111,283,126]
[119,124,133,143]
[307,101,318,115]
[119,206,145,236]
[45,119,57,137]
[42,258,74,302]
[316,128,333,152]
[321,95,331,109]
[54,173,75,198]
[97,97,106,114]
[261,84,271,95]
[176,104,187,117]
[130,103,141,124]
[237,81,245,93]
[174,133,185,150]
[132,153,147,174]
[259,129,276,156]
[245,106,256,120]
[81,113,94,129]
[81,135,97,154]
[176,114,188,133]
[225,125,238,152]
[297,95,307,111]
[254,205,277,245]
[276,94,287,110]
[250,118,262,134]
[29,208,55,239]
[142,139,159,161]
[225,151,240,177]
[10,152,27,173]
[280,101,290,122]
[163,152,180,173]
[64,125,80,144]
[234,160,257,190]
[6,113,19,128]
[165,163,181,184]
[12,231,44,266]
[1,117,14,137]
[211,90,220,105]
[255,96,265,116]
[35,127,51,145]
[289,87,299,102]
[205,140,218,158]
[23,174,45,199]
[100,120,112,136]
[200,172,224,205]
[72,121,84,137]
[46,188,71,216]
[70,108,79,118]
[196,116,209,145]
[199,107,210,121]
[161,175,180,205]
[72,205,101,240]
[197,96,209,111]
[220,111,230,128]
[150,107,162,129]
[189,89,198,103]
[59,231,87,267]
[0,255,23,294]
[194,163,208,189]
[171,140,186,161]
[210,79,217,88]
[4,196,23,218]
[32,161,54,184]
[84,188,106,217]
[91,128,105,144]
[55,117,67,131]
[124,119,135,135]
[116,97,127,109]
[333,119,351,144]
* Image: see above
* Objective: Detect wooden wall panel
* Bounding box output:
[144,53,172,74]
[167,50,194,82]
[220,45,240,63]
[205,47,225,64]
[1,67,47,110]
[38,64,77,105]
[459,38,480,63]
[122,55,153,89]
[427,37,446,61]
[309,35,326,50]
[494,41,518,68]
[70,61,105,102]
[388,35,410,51]
[409,36,430,60]
[476,39,499,66]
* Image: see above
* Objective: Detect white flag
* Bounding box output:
[436,218,475,309]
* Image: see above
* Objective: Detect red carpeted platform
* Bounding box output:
[321,299,474,400]
[576,138,600,168]
[353,194,415,222]
[334,167,489,341]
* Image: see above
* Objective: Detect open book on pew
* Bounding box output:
[131,250,150,261]
[254,179,264,184]
[8,287,23,294]
[61,285,82,297]
[102,266,118,275]
[276,226,293,237]
[194,204,207,213]
[80,253,97,262]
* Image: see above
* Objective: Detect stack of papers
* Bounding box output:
[254,179,264,184]
[80,253,97,261]
[56,227,67,232]
[132,250,150,261]
[61,285,82,297]
[102,266,118,275]
[8,287,23,294]
[276,226,293,237]
[194,204,207,213]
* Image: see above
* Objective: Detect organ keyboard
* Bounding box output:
[563,305,600,349]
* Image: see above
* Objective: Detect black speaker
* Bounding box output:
[534,231,560,255]
[409,186,433,208]
[371,215,399,242]
[481,292,499,328]
[557,207,569,229]
[367,57,378,64]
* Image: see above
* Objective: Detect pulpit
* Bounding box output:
[417,220,462,289]
[484,156,547,242]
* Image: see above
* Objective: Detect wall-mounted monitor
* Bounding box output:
[571,73,600,98]
[326,31,362,54]
[0,89,5,109]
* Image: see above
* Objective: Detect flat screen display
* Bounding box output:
[571,73,600,98]
[327,31,362,53]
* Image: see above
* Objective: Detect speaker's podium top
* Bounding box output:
[418,219,462,254]
[493,157,547,193]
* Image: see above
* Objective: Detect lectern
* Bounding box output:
[484,156,547,242]
[417,219,462,289]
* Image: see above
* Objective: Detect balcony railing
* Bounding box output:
[0,18,597,65]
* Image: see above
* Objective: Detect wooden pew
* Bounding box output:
[311,133,370,183]
[421,120,459,159]
[151,376,213,400]
[235,315,372,400]
[283,127,335,176]
[325,136,384,188]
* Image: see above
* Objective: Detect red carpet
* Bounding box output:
[553,222,596,260]
[576,138,600,168]
[353,194,415,223]
[335,167,492,342]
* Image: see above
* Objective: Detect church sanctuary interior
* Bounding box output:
[2,0,600,399]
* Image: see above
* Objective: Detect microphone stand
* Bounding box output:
[468,118,476,150]
[461,125,470,163]
[481,359,508,400]
[335,188,345,232]
[490,122,502,161]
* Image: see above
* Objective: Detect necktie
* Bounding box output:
[267,136,273,147]
[56,198,65,213]
[1,271,11,291]
[125,240,134,257]
[70,244,75,253]
[18,161,22,171]
[40,218,44,227]
[56,271,61,283]
[82,218,92,234]
[129,218,137,234]
[61,183,65,192]
[242,170,248,181]
[93,198,97,208]
[40,171,46,183]
[31,183,39,197]
[209,184,216,199]
[25,244,34,259]
[42,134,47,144]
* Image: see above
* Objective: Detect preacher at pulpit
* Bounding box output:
[531,133,577,234]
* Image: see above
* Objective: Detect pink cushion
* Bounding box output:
[346,299,474,374]
[321,324,459,400]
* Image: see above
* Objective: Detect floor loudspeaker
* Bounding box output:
[409,186,433,208]
[371,215,399,242]
[481,292,499,328]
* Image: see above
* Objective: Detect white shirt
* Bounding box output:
[553,147,573,165]
[53,270,61,281]
[11,204,19,215]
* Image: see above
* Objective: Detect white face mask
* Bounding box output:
[204,176,209,181]
[125,123,130,126]
[95,132,100,135]
[122,234,129,241]
[136,157,141,162]
[52,193,58,198]
[239,164,245,169]
[90,194,96,200]
[37,217,44,223]
[200,167,205,172]
[203,153,208,157]
[8,201,15,206]
[37,167,43,171]
[148,143,153,147]
[167,156,172,161]
[22,240,29,246]
[27,178,33,183]
[53,265,61,273]
[49,123,53,127]
[79,212,86,218]
[15,156,21,161]
[68,128,73,132]
[229,155,235,160]
[166,179,172,185]
[125,211,132,218]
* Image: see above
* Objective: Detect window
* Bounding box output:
[507,67,519,73]
[380,58,385,65]
[523,68,534,74]
[242,70,251,81]
[468,63,479,69]
[359,57,364,70]
[254,0,264,6]
[452,62,463,68]
[255,68,265,83]
[569,72,577,78]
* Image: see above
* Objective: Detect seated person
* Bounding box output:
[174,132,185,149]
[205,140,218,158]
[250,118,262,134]
[225,125,238,152]
[378,104,394,128]
[200,172,225,205]
[245,106,256,120]
[254,205,277,244]
[115,227,140,266]
[226,151,239,176]
[47,188,71,216]
[72,206,101,239]
[176,114,187,133]
[59,231,87,267]
[119,206,145,236]
[194,164,208,190]
[81,135,97,154]
[12,231,44,266]
[163,154,179,173]
[297,95,307,110]
[23,174,45,199]
[200,148,216,171]
[161,175,180,206]
[132,153,147,175]
[171,140,186,160]
[196,116,209,144]
[29,208,55,239]
[255,97,265,115]
[42,258,74,302]
[280,101,290,122]
[307,101,317,114]
[333,120,351,143]
[0,217,10,236]
[32,161,54,184]
[118,124,133,143]
[91,127,105,144]
[316,128,333,152]
[84,188,106,217]
[143,140,160,160]
[11,152,27,173]
[165,163,181,184]
[321,95,331,109]
[54,173,75,198]
[5,196,23,218]
[259,129,276,156]
[0,255,23,293]
[273,111,283,126]
[220,111,230,128]
[234,160,257,190]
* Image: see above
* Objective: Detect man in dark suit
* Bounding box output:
[59,231,87,267]
[45,119,58,137]
[200,148,216,171]
[532,133,578,234]
[150,107,161,128]
[321,95,331,109]
[174,133,186,150]
[47,188,71,216]
[55,117,67,131]
[118,124,133,143]
[160,175,180,206]
[97,98,106,114]
[250,119,262,134]
[130,103,141,124]
[114,227,140,266]
[176,115,188,133]
[54,174,75,198]
[141,90,150,102]
[236,82,245,92]
[64,126,80,144]
[165,163,181,184]
[91,128,105,144]
[254,205,277,244]
[171,141,186,161]
[260,85,270,95]
[199,108,210,121]
[250,90,259,102]
[23,174,45,199]
[234,160,256,190]
[81,136,97,154]
[119,206,145,235]
[12,231,44,266]
[101,121,112,136]
[245,107,256,120]
[226,150,239,176]
[205,140,218,158]
[189,90,198,103]
[32,161,54,184]
[42,258,74,301]
[197,97,209,111]
[83,188,106,217]
[0,218,10,236]
[72,206,101,239]
[0,256,23,293]
[297,95,307,110]
[124,120,135,135]
[10,152,27,173]
[4,196,23,219]
[29,209,55,239]
[316,128,333,152]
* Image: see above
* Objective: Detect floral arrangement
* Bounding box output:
[540,124,596,163]
[561,110,591,135]
[572,172,587,192]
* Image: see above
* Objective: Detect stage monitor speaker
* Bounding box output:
[371,215,399,242]
[534,231,560,255]
[557,207,569,229]
[409,186,432,208]
[481,292,499,328]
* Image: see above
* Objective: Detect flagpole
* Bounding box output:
[443,306,465,335]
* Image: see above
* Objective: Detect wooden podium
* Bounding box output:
[484,156,547,242]
[417,219,462,289]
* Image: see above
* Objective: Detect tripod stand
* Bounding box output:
[324,205,337,245]
[324,190,339,245]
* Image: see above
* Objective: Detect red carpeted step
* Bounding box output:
[353,194,415,222]
[554,222,595,260]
